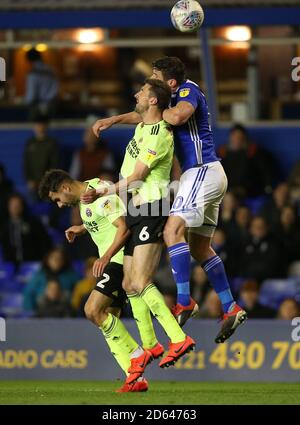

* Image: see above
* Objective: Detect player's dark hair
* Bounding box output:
[152,56,186,86]
[144,78,171,111]
[26,48,42,62]
[38,169,73,201]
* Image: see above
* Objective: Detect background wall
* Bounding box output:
[1,319,299,381]
[0,124,299,193]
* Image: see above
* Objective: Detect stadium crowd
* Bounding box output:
[0,123,300,320]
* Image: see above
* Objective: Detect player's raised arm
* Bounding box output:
[89,160,150,201]
[162,100,195,126]
[92,111,142,137]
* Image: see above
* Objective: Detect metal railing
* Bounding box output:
[0,0,299,10]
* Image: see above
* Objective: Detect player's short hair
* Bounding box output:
[39,169,73,201]
[152,56,186,86]
[144,78,171,111]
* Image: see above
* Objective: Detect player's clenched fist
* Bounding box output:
[65,225,86,243]
[92,117,116,137]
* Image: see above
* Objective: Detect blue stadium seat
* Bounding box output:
[0,262,15,286]
[244,195,268,215]
[0,292,23,318]
[0,280,23,293]
[259,278,300,309]
[47,227,65,245]
[228,277,246,295]
[16,261,41,284]
[30,201,52,218]
[72,260,85,278]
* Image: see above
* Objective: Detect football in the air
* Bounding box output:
[171,0,204,33]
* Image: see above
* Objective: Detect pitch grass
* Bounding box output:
[0,381,300,405]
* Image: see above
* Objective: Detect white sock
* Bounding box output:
[130,346,144,359]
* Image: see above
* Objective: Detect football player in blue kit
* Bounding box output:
[92,57,247,343]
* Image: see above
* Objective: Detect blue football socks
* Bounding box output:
[202,255,235,313]
[168,242,191,306]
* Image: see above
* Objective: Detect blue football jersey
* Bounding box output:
[171,79,219,172]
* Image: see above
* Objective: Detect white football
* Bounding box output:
[171,0,204,33]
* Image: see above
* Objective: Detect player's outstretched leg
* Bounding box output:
[140,283,195,368]
[123,256,164,359]
[85,291,153,386]
[164,216,199,327]
[107,338,149,392]
[189,233,247,343]
[130,243,196,368]
[127,293,165,358]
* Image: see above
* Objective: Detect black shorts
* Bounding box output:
[124,198,169,257]
[94,262,127,308]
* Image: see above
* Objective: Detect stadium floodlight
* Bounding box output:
[77,29,103,44]
[36,43,48,52]
[225,26,252,42]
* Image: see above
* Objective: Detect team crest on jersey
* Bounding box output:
[86,208,92,217]
[102,199,112,212]
[179,88,190,98]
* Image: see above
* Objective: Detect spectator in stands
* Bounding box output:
[277,298,300,320]
[239,279,276,318]
[211,229,237,277]
[190,264,210,307]
[259,182,290,230]
[240,216,283,281]
[218,124,276,198]
[69,127,116,182]
[218,191,239,228]
[199,289,222,319]
[36,279,72,318]
[0,193,52,264]
[0,163,14,222]
[153,250,177,297]
[23,247,79,312]
[274,205,300,266]
[223,205,251,253]
[71,257,97,316]
[25,48,58,121]
[288,160,300,205]
[23,116,59,199]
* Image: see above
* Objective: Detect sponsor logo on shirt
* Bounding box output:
[126,138,140,159]
[147,148,157,162]
[179,88,190,98]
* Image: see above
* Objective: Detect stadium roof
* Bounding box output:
[0,0,300,10]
